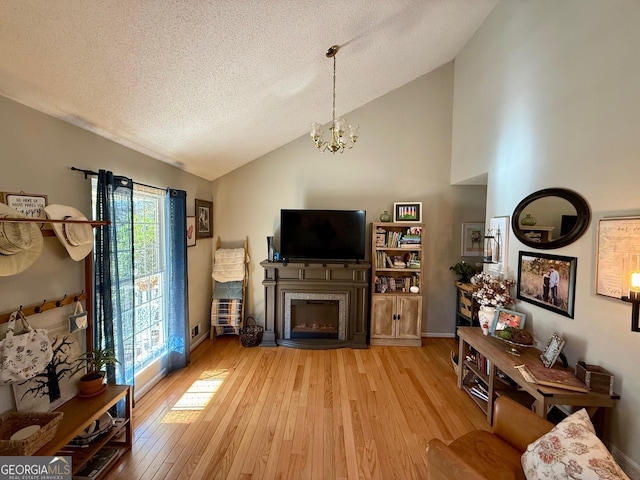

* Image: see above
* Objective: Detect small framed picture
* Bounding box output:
[186,216,196,247]
[461,222,484,256]
[517,251,577,318]
[540,332,566,368]
[195,199,213,239]
[393,202,422,222]
[1,191,48,219]
[490,307,526,334]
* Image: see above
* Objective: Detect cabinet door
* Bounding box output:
[370,295,396,339]
[396,295,422,340]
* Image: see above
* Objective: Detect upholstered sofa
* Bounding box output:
[426,396,553,480]
[426,395,629,480]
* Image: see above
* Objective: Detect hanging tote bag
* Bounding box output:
[0,311,53,383]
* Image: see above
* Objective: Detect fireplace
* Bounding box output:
[284,293,347,341]
[260,260,370,349]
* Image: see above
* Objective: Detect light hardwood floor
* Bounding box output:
[106,336,490,480]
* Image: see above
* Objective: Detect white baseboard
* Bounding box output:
[422,332,456,338]
[610,444,640,479]
[190,332,209,351]
[135,370,165,401]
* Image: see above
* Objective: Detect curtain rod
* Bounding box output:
[71,166,167,192]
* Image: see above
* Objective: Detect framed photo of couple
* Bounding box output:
[516,251,577,318]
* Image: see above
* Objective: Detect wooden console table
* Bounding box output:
[457,327,619,436]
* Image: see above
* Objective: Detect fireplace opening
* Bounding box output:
[283,291,348,344]
[290,299,339,339]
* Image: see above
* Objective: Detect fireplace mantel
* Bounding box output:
[260,260,370,349]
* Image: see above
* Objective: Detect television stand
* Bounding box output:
[260,260,370,349]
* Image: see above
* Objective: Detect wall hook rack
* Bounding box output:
[0,291,87,324]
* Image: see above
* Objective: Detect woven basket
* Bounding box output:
[450,351,460,376]
[0,411,64,456]
[239,316,263,347]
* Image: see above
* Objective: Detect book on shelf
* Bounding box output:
[515,363,589,393]
[469,386,489,401]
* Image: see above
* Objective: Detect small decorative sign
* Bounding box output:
[1,192,48,219]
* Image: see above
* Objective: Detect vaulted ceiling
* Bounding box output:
[0,1,497,180]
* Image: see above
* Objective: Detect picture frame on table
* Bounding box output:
[540,332,566,368]
[186,216,196,247]
[460,222,484,257]
[488,216,509,275]
[490,307,527,334]
[195,199,213,239]
[517,251,577,318]
[393,202,422,222]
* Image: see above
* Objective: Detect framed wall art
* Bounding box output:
[517,251,577,318]
[186,216,196,247]
[195,199,213,239]
[488,216,509,275]
[596,216,640,298]
[1,191,48,219]
[393,202,422,222]
[461,222,484,257]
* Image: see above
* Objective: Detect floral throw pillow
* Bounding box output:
[521,408,629,480]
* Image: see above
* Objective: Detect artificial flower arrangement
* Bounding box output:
[471,272,516,308]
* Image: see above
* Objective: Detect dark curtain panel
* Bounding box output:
[163,188,190,373]
[94,170,135,388]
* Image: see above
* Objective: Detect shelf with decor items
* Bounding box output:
[35,384,132,478]
[456,327,619,434]
[370,222,424,346]
[454,281,479,330]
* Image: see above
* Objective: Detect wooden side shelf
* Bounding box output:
[456,327,619,437]
[35,384,132,477]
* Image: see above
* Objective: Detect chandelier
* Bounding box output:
[310,45,359,153]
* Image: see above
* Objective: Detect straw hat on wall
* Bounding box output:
[0,203,44,276]
[44,204,94,261]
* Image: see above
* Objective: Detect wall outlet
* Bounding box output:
[191,325,199,338]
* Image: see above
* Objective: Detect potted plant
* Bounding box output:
[449,261,477,283]
[73,349,119,397]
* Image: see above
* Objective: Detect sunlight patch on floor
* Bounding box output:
[162,369,228,423]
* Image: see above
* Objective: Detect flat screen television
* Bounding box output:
[280,209,366,261]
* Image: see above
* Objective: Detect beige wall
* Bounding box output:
[452,0,640,471]
[212,62,486,337]
[0,95,213,411]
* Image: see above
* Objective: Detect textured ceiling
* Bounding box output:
[0,1,497,181]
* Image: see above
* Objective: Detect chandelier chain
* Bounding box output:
[332,54,336,125]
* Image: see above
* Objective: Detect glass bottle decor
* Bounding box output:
[520,214,537,226]
[380,210,391,222]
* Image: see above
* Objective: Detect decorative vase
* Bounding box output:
[478,306,496,335]
[520,214,537,226]
[267,236,274,262]
[380,210,391,222]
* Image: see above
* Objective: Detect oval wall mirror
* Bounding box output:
[511,188,591,249]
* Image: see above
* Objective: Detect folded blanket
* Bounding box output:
[213,280,243,299]
[212,248,248,282]
[211,299,243,326]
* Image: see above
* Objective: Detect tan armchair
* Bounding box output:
[426,396,554,480]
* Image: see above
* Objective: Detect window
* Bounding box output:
[93,182,168,375]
